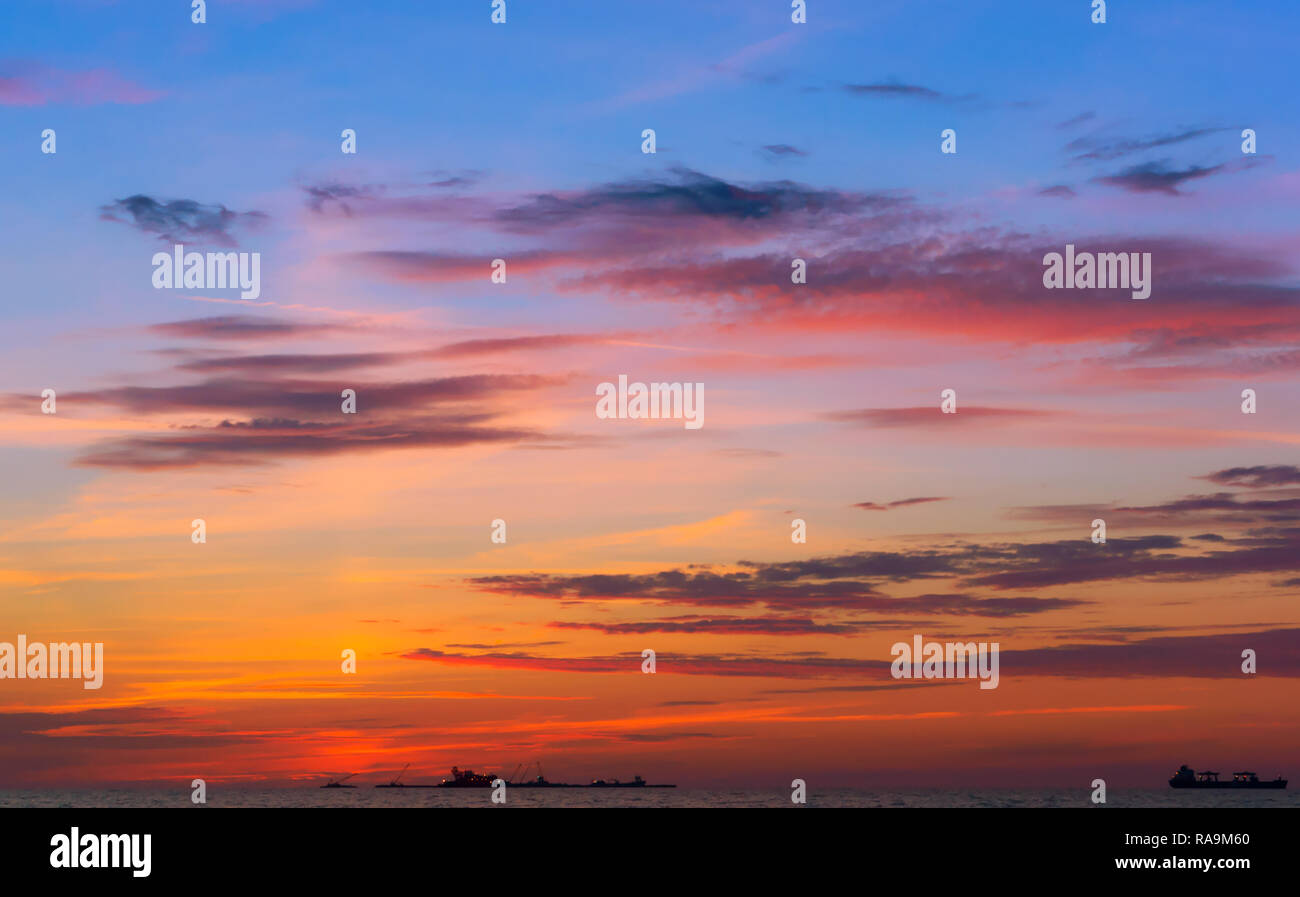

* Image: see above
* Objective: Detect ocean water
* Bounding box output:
[2,788,1296,808]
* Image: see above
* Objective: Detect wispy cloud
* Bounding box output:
[402,627,1300,680]
[0,63,164,106]
[1056,111,1096,129]
[853,497,950,511]
[842,82,975,103]
[1066,126,1228,162]
[825,407,1051,428]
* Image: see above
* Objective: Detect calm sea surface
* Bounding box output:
[2,788,1296,808]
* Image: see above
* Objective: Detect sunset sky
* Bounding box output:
[0,0,1297,789]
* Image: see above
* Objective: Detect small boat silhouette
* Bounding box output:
[1169,765,1286,789]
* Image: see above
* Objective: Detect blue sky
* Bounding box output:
[1,0,1298,788]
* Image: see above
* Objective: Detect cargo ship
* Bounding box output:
[1169,766,1287,789]
[589,775,675,788]
[437,766,500,788]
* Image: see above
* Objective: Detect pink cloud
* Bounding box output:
[0,64,164,106]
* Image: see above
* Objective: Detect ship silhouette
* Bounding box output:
[342,762,675,789]
[438,766,499,788]
[587,775,674,788]
[320,772,358,789]
[432,765,675,788]
[1169,765,1287,789]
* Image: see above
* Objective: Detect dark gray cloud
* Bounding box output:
[472,570,890,610]
[303,182,384,214]
[1093,161,1223,195]
[1118,494,1300,518]
[473,519,1300,609]
[54,373,560,417]
[1009,491,1300,527]
[1204,465,1300,489]
[760,143,808,159]
[177,352,401,375]
[1091,159,1256,195]
[76,415,540,470]
[402,627,1300,680]
[13,365,566,469]
[100,194,267,246]
[842,83,974,103]
[427,170,484,189]
[493,167,902,231]
[550,616,877,636]
[474,563,1085,614]
[963,530,1300,590]
[1038,184,1076,199]
[148,316,344,341]
[853,496,950,511]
